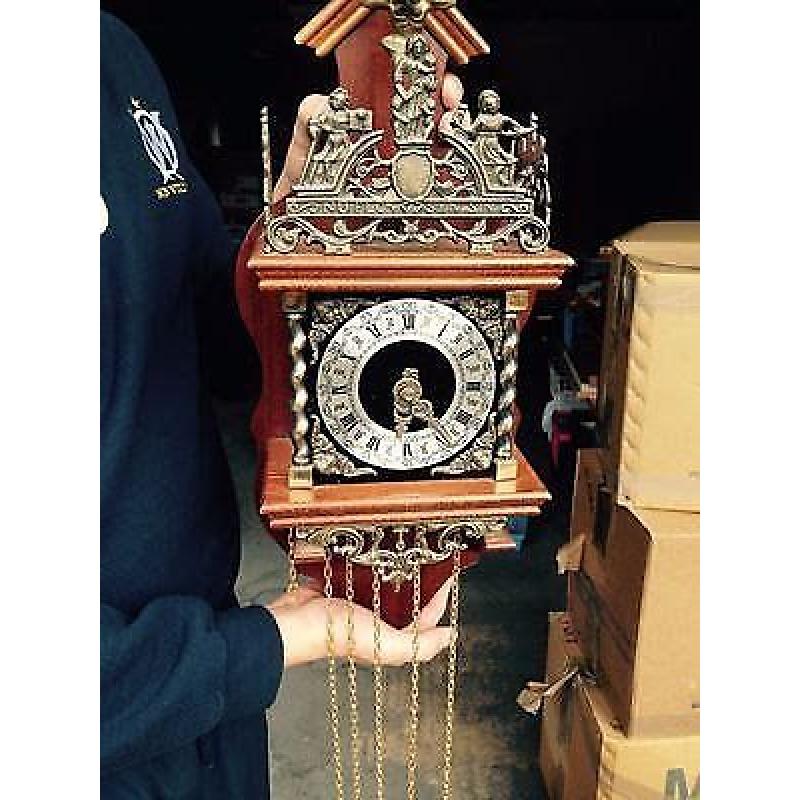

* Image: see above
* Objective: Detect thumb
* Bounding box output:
[416,626,455,663]
[415,577,454,631]
[274,93,328,203]
[442,73,464,110]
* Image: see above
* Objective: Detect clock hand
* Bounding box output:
[393,367,423,439]
[393,369,448,446]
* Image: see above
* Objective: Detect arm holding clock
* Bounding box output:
[101,9,462,781]
[269,580,455,668]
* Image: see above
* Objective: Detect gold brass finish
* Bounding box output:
[345,559,363,800]
[286,528,299,592]
[506,289,529,312]
[406,564,422,800]
[440,546,462,800]
[494,457,518,482]
[324,549,346,800]
[372,566,386,800]
[288,464,313,489]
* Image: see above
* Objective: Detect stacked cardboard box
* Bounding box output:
[541,613,700,800]
[540,222,700,798]
[596,221,700,512]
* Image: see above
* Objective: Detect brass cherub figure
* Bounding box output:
[452,89,536,187]
[300,87,372,186]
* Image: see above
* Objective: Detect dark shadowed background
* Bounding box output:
[101,0,699,258]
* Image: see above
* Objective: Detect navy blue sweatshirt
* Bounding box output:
[101,12,283,793]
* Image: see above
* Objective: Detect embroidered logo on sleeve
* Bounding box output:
[130,98,190,200]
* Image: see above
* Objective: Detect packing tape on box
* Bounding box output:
[624,251,700,272]
[556,534,585,574]
[517,663,599,718]
[628,272,700,313]
[518,617,593,717]
[617,470,700,510]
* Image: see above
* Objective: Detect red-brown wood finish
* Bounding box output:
[234,3,573,624]
[235,216,570,625]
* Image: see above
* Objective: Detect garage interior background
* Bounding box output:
[99,1,699,796]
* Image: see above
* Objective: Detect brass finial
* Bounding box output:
[363,0,456,29]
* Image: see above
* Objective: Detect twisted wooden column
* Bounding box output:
[283,292,313,488]
[494,290,528,481]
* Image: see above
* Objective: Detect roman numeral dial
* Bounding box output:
[316,298,497,473]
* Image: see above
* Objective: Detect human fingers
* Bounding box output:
[266,585,321,611]
[273,93,328,203]
[413,577,453,631]
[377,624,452,666]
[416,626,454,662]
[442,73,464,110]
[440,74,464,136]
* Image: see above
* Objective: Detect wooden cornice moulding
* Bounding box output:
[246,230,574,293]
[260,438,549,531]
[296,0,490,63]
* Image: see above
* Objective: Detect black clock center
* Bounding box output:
[358,340,456,432]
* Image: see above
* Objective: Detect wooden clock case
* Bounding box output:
[234,3,573,626]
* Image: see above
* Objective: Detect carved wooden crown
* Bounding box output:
[296,0,490,64]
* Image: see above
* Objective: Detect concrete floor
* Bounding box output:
[219,400,568,800]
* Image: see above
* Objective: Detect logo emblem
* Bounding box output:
[130,98,189,199]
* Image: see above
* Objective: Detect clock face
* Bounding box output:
[316,298,497,472]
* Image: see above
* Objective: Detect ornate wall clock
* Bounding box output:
[235,1,574,797]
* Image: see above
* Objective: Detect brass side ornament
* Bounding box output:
[263,27,551,255]
[299,517,505,588]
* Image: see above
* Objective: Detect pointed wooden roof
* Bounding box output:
[295,0,490,64]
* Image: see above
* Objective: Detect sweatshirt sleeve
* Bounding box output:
[100,598,284,775]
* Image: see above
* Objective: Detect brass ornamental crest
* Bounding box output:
[262,3,552,255]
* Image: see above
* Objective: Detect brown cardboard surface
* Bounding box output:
[597,221,700,512]
[613,221,700,269]
[540,613,582,800]
[564,679,700,800]
[568,451,700,737]
[541,612,700,799]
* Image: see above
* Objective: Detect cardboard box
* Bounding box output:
[567,451,700,737]
[568,448,617,559]
[540,613,700,800]
[597,221,700,512]
[540,613,582,800]
[564,678,700,800]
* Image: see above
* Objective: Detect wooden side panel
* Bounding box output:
[234,215,292,453]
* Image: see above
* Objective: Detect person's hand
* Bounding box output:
[273,74,466,203]
[267,578,455,668]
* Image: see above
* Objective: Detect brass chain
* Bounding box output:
[441,547,462,800]
[345,558,362,800]
[406,564,422,800]
[286,528,299,593]
[372,565,386,800]
[324,548,346,800]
